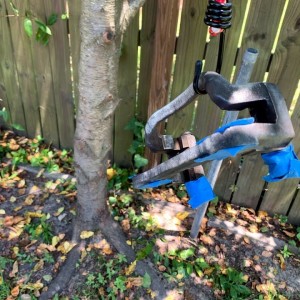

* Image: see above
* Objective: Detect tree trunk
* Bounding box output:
[73,0,120,238]
[41,2,170,298]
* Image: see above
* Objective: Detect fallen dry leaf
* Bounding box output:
[80,230,94,239]
[262,250,272,258]
[10,285,20,297]
[243,236,251,244]
[283,230,295,238]
[175,211,190,221]
[57,241,75,254]
[276,253,286,270]
[200,235,215,246]
[9,261,18,278]
[33,260,44,272]
[126,277,143,288]
[125,260,136,276]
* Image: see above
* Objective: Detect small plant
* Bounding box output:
[275,214,288,224]
[24,215,54,244]
[24,12,58,45]
[213,267,251,299]
[0,107,24,131]
[0,256,12,300]
[280,245,292,259]
[125,117,148,169]
[81,254,132,299]
[296,227,300,241]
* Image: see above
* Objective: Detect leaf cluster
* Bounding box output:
[24,13,58,45]
[125,117,148,169]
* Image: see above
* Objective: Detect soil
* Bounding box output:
[0,130,300,299]
[1,167,300,300]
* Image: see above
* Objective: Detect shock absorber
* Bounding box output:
[204,0,233,73]
[204,0,232,37]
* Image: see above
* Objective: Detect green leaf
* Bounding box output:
[134,154,148,168]
[43,274,52,282]
[24,18,33,37]
[47,13,58,26]
[0,108,9,122]
[178,248,194,260]
[61,13,69,20]
[260,226,269,233]
[35,19,52,35]
[11,123,25,131]
[142,272,151,288]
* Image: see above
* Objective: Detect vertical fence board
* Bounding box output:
[230,0,286,208]
[29,0,59,146]
[166,0,207,138]
[220,0,249,80]
[232,155,267,208]
[193,35,223,140]
[257,0,300,216]
[114,14,139,167]
[288,188,300,224]
[267,0,300,107]
[234,0,286,82]
[136,1,158,123]
[45,0,75,149]
[0,2,26,129]
[68,0,81,110]
[260,94,300,215]
[6,0,42,138]
[144,0,180,168]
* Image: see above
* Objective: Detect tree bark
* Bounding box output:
[41,1,170,298]
[73,0,119,238]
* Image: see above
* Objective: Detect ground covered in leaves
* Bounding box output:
[1,130,300,300]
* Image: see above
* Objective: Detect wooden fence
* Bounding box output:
[0,0,300,224]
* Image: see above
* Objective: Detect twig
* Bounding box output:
[120,0,146,33]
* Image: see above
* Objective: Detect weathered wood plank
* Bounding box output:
[267,0,300,108]
[220,0,249,80]
[234,0,286,82]
[231,154,267,208]
[144,0,180,168]
[193,36,223,140]
[68,0,81,111]
[288,190,300,225]
[6,0,42,138]
[29,0,59,146]
[193,0,248,138]
[136,1,157,123]
[166,0,207,138]
[0,1,26,129]
[260,93,300,215]
[257,0,300,216]
[114,14,139,167]
[230,0,286,209]
[44,0,75,149]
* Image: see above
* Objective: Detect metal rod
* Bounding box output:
[190,48,259,239]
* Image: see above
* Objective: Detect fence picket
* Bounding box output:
[44,0,75,149]
[144,0,180,168]
[29,0,59,146]
[166,0,207,138]
[257,0,300,216]
[6,0,42,138]
[230,0,286,208]
[114,14,139,167]
[0,2,26,129]
[68,0,81,111]
[136,1,158,123]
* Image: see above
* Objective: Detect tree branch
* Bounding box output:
[120,0,146,33]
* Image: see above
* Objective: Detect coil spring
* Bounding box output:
[204,0,232,29]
